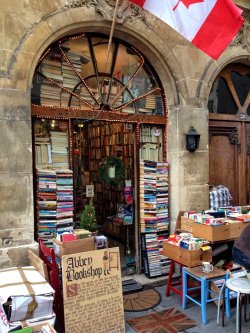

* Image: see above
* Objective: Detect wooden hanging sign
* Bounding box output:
[62,247,125,333]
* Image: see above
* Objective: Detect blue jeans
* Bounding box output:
[232,246,250,271]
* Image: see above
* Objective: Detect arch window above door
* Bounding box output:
[31,33,165,117]
[208,64,250,116]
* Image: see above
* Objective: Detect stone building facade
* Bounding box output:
[0,0,249,268]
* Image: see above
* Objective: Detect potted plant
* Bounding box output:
[77,198,97,234]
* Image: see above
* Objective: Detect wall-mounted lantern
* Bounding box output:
[185,127,200,152]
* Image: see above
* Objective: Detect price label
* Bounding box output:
[86,185,94,197]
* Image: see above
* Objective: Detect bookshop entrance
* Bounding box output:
[72,119,136,274]
[31,31,169,276]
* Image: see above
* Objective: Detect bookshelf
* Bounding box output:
[72,123,88,215]
[86,121,134,221]
[139,160,169,277]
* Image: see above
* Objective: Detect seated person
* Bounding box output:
[232,224,250,271]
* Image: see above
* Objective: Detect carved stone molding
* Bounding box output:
[230,14,250,50]
[65,0,150,25]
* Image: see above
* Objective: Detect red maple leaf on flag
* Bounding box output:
[173,0,205,11]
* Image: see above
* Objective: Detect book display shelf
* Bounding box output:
[139,160,170,278]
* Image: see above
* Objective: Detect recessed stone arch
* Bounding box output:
[4,4,190,108]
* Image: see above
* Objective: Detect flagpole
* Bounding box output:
[104,0,120,74]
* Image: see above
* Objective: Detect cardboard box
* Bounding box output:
[0,267,54,322]
[0,307,56,333]
[13,323,57,333]
[10,313,56,332]
[53,237,95,257]
[180,216,194,233]
[192,221,250,242]
[74,229,91,239]
[29,323,57,333]
[162,241,212,267]
[12,323,57,333]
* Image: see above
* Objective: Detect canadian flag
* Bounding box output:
[130,0,244,59]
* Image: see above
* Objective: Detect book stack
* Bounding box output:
[140,160,169,277]
[156,162,169,231]
[121,106,135,114]
[35,137,52,167]
[80,86,98,109]
[102,84,122,108]
[145,94,156,110]
[139,160,157,233]
[39,58,63,107]
[37,169,57,247]
[140,126,159,143]
[158,232,170,275]
[140,143,159,161]
[56,169,74,238]
[142,233,161,277]
[61,50,82,108]
[50,131,69,169]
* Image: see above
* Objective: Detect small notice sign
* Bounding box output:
[62,248,125,333]
[86,184,94,197]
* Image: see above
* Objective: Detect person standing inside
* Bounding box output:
[232,224,250,271]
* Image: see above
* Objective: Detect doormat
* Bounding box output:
[127,308,198,333]
[122,279,143,294]
[123,289,161,312]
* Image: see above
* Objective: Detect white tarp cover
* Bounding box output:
[0,266,54,322]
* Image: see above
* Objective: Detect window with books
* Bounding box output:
[31,33,165,116]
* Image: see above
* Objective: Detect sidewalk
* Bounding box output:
[124,277,250,332]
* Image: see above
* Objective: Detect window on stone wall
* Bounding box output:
[208,64,250,115]
[31,33,165,116]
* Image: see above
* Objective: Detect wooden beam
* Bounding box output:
[31,104,167,125]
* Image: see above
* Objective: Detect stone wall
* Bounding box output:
[0,0,249,267]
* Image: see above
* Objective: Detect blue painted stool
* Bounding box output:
[182,266,231,325]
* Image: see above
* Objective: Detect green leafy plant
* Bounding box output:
[77,198,97,232]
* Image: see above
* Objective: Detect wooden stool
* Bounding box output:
[182,266,230,325]
[166,260,183,297]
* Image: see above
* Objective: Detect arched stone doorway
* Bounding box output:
[208,62,250,206]
[31,29,172,276]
